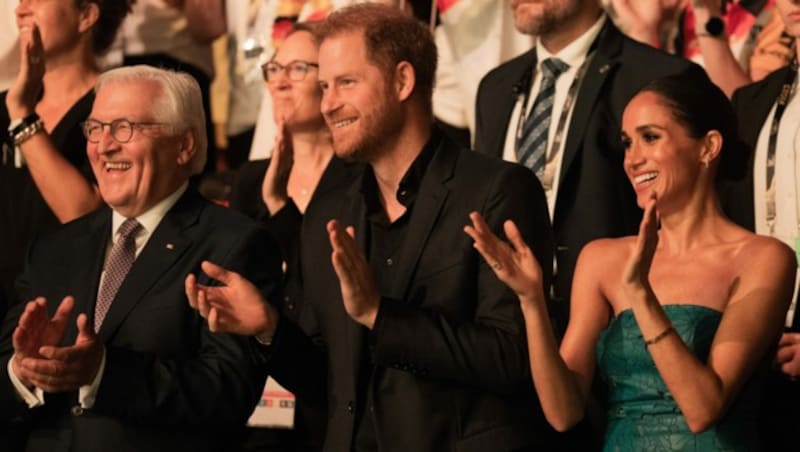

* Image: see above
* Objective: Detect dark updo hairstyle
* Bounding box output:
[636,69,747,180]
[79,0,136,55]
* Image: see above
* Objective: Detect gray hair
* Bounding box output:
[95,65,207,175]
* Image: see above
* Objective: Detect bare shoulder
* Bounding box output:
[735,234,796,271]
[730,234,796,308]
[578,236,635,265]
[574,237,634,296]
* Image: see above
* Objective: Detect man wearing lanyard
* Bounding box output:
[474,0,698,334]
[722,0,800,448]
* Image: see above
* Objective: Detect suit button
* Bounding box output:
[346,401,354,414]
[71,405,84,416]
[385,258,393,267]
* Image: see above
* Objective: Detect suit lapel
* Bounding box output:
[65,210,111,343]
[388,138,453,300]
[488,49,537,157]
[559,22,621,185]
[341,180,369,379]
[97,191,200,341]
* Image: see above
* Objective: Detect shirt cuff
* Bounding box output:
[7,355,44,408]
[78,347,107,409]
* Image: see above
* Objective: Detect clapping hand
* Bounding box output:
[776,333,800,379]
[464,212,545,308]
[328,220,380,329]
[11,297,74,388]
[15,313,104,393]
[623,192,660,296]
[186,261,279,340]
[261,118,294,214]
[6,20,45,119]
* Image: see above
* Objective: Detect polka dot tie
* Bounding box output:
[94,218,142,332]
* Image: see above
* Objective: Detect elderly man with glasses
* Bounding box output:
[0,65,282,452]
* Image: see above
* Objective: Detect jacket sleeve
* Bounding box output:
[371,164,553,394]
[91,226,282,426]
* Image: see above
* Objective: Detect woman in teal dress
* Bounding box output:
[465,70,797,451]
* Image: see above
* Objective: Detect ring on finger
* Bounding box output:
[491,262,502,270]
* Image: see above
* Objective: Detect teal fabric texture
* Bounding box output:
[596,305,761,451]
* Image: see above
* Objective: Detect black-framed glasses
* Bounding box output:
[262,60,319,82]
[81,119,168,143]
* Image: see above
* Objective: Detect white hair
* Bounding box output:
[95,65,207,175]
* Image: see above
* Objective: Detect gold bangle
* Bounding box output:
[644,325,675,347]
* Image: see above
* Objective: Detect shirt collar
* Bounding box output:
[360,127,442,207]
[111,182,188,239]
[536,13,606,69]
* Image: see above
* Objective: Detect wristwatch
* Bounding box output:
[702,17,725,38]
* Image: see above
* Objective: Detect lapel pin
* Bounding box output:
[166,243,174,250]
[599,64,610,74]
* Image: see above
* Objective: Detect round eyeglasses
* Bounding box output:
[81,119,168,144]
[262,60,319,82]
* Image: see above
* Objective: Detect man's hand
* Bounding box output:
[186,261,279,340]
[777,333,800,379]
[15,313,104,393]
[11,296,74,388]
[328,220,380,329]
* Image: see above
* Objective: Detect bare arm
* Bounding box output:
[7,23,101,222]
[690,2,751,97]
[465,213,610,431]
[624,198,796,433]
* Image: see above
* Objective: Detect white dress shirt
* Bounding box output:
[502,14,606,219]
[753,69,800,327]
[8,183,188,408]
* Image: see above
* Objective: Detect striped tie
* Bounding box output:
[94,218,142,332]
[516,58,570,178]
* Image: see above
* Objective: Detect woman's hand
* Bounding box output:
[7,21,45,120]
[464,212,545,308]
[623,192,660,297]
[261,118,294,214]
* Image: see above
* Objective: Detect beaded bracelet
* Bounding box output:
[8,112,39,137]
[12,118,45,147]
[644,325,675,347]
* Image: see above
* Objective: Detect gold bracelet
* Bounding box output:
[644,325,675,347]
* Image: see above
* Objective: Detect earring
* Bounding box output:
[702,160,709,169]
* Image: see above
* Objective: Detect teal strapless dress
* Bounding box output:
[596,305,762,451]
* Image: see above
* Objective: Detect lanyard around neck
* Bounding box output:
[764,58,799,233]
[514,51,596,165]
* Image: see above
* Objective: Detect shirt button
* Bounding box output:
[71,405,84,416]
[386,258,393,267]
[346,401,354,414]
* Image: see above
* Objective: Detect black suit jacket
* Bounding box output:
[0,189,282,452]
[264,133,555,452]
[229,157,360,451]
[475,20,697,327]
